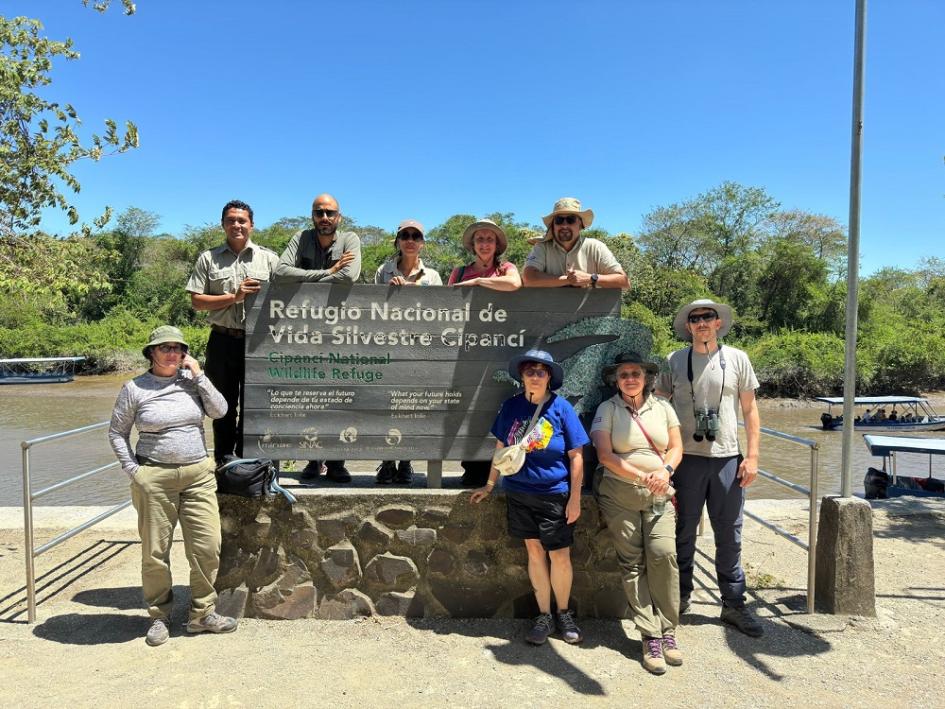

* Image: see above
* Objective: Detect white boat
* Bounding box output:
[863,434,945,499]
[815,396,945,432]
[0,357,86,385]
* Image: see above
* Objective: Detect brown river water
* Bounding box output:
[2,375,944,506]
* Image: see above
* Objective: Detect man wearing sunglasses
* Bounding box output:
[275,193,363,484]
[522,197,629,289]
[656,299,763,638]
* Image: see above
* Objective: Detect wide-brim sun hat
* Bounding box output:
[673,299,733,342]
[142,325,188,358]
[461,219,508,256]
[508,349,564,391]
[601,351,659,386]
[540,197,594,240]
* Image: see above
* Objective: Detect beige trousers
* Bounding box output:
[597,475,680,638]
[130,457,221,621]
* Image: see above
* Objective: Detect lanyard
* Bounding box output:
[687,345,725,412]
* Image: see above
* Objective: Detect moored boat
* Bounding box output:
[0,357,86,384]
[863,434,945,499]
[815,396,945,432]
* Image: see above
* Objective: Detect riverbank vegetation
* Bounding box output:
[2,183,943,398]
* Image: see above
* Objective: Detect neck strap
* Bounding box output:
[688,344,725,412]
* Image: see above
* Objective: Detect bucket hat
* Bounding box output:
[673,299,733,342]
[142,325,188,358]
[461,219,508,256]
[601,351,658,386]
[508,349,564,391]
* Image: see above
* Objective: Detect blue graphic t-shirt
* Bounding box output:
[490,393,590,495]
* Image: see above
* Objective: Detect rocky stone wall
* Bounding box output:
[215,491,632,620]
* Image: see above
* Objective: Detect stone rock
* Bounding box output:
[243,511,272,547]
[317,588,375,620]
[287,527,318,554]
[217,545,253,586]
[215,583,249,619]
[363,552,419,591]
[376,590,422,617]
[479,517,504,542]
[394,526,437,549]
[440,521,474,544]
[252,557,316,620]
[376,505,416,529]
[248,545,285,588]
[463,550,491,577]
[426,548,454,575]
[592,585,630,618]
[358,517,394,545]
[430,578,509,618]
[317,511,359,547]
[815,495,876,616]
[321,540,362,589]
[417,506,452,527]
[219,514,239,535]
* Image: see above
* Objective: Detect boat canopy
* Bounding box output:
[863,435,945,457]
[0,357,86,364]
[815,396,928,406]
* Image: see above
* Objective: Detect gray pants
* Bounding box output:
[597,475,679,638]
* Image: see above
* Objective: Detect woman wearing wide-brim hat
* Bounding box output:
[591,351,684,675]
[447,218,521,291]
[108,325,237,647]
[470,349,589,646]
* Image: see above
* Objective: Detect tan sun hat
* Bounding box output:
[142,325,188,358]
[461,219,508,256]
[673,299,734,341]
[541,197,595,230]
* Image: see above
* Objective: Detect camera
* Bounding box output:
[693,408,720,442]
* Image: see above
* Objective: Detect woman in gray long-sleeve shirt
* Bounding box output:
[108,325,237,647]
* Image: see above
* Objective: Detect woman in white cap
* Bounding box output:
[471,349,589,646]
[108,325,237,646]
[591,352,683,675]
[448,218,521,291]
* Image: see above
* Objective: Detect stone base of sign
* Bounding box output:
[814,495,876,616]
[215,491,631,619]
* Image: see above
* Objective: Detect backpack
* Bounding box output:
[215,457,297,503]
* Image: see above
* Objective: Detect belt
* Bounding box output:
[210,323,245,338]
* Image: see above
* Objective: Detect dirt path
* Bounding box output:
[1,499,943,708]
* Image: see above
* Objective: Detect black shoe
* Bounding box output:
[720,605,764,637]
[376,461,396,484]
[325,463,351,483]
[679,597,691,616]
[299,461,323,481]
[394,460,414,485]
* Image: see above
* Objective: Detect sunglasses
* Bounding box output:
[398,231,424,241]
[687,312,718,324]
[313,209,338,218]
[156,344,184,353]
[553,215,578,226]
[522,367,549,378]
[617,370,645,379]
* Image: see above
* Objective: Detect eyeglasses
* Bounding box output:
[617,370,645,379]
[553,215,578,226]
[313,209,338,218]
[687,312,718,324]
[522,367,549,378]
[156,344,184,353]
[398,231,424,241]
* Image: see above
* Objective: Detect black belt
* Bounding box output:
[210,323,245,338]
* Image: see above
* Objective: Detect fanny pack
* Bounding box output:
[493,400,546,476]
[215,457,297,503]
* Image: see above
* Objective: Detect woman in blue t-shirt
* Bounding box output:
[471,349,589,646]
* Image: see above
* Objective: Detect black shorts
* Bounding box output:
[506,490,574,551]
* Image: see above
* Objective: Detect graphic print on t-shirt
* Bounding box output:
[507,417,554,452]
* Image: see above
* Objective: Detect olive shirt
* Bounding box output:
[524,235,625,278]
[275,229,362,282]
[591,393,680,485]
[375,257,443,285]
[185,240,279,330]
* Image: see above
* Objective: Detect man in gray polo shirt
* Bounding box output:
[522,197,629,290]
[186,200,279,464]
[275,193,362,483]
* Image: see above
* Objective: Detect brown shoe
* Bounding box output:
[662,629,682,666]
[642,636,666,675]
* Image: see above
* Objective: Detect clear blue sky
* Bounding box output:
[9,0,944,274]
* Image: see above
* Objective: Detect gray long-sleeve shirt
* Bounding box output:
[108,371,228,478]
[274,229,362,282]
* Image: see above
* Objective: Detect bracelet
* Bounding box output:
[485,480,495,488]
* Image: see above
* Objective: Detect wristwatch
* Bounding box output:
[664,463,674,474]
[590,273,599,288]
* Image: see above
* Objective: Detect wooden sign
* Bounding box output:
[243,283,646,460]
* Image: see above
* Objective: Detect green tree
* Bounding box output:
[757,238,827,330]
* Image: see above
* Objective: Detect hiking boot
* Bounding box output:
[641,636,666,675]
[145,617,169,647]
[525,613,555,645]
[394,460,414,485]
[661,629,683,666]
[679,597,691,616]
[720,605,764,637]
[325,462,351,483]
[299,460,324,482]
[186,611,238,635]
[556,609,583,644]
[376,461,396,484]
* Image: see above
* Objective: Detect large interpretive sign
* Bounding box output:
[243,283,647,461]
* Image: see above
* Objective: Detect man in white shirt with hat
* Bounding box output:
[656,299,763,637]
[522,197,629,290]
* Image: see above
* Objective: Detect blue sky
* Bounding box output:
[9,0,944,274]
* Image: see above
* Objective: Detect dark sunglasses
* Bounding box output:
[522,367,549,378]
[313,209,338,218]
[398,231,424,241]
[688,311,718,324]
[553,215,578,226]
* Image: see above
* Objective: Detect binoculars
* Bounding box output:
[693,408,720,442]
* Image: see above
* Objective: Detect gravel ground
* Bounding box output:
[0,498,943,708]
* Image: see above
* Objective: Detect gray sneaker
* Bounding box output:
[525,613,555,645]
[556,609,583,644]
[145,617,169,646]
[720,605,764,637]
[186,611,238,635]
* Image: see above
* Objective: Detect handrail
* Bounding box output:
[22,420,131,624]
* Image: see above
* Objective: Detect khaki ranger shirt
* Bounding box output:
[524,235,624,279]
[375,257,443,285]
[185,240,279,330]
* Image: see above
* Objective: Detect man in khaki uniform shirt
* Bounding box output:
[522,197,629,290]
[186,200,279,464]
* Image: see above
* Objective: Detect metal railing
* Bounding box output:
[22,420,129,623]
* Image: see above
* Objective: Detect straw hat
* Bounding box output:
[461,219,508,256]
[673,299,734,341]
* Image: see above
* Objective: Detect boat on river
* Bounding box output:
[863,434,945,499]
[815,396,945,432]
[0,357,86,384]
